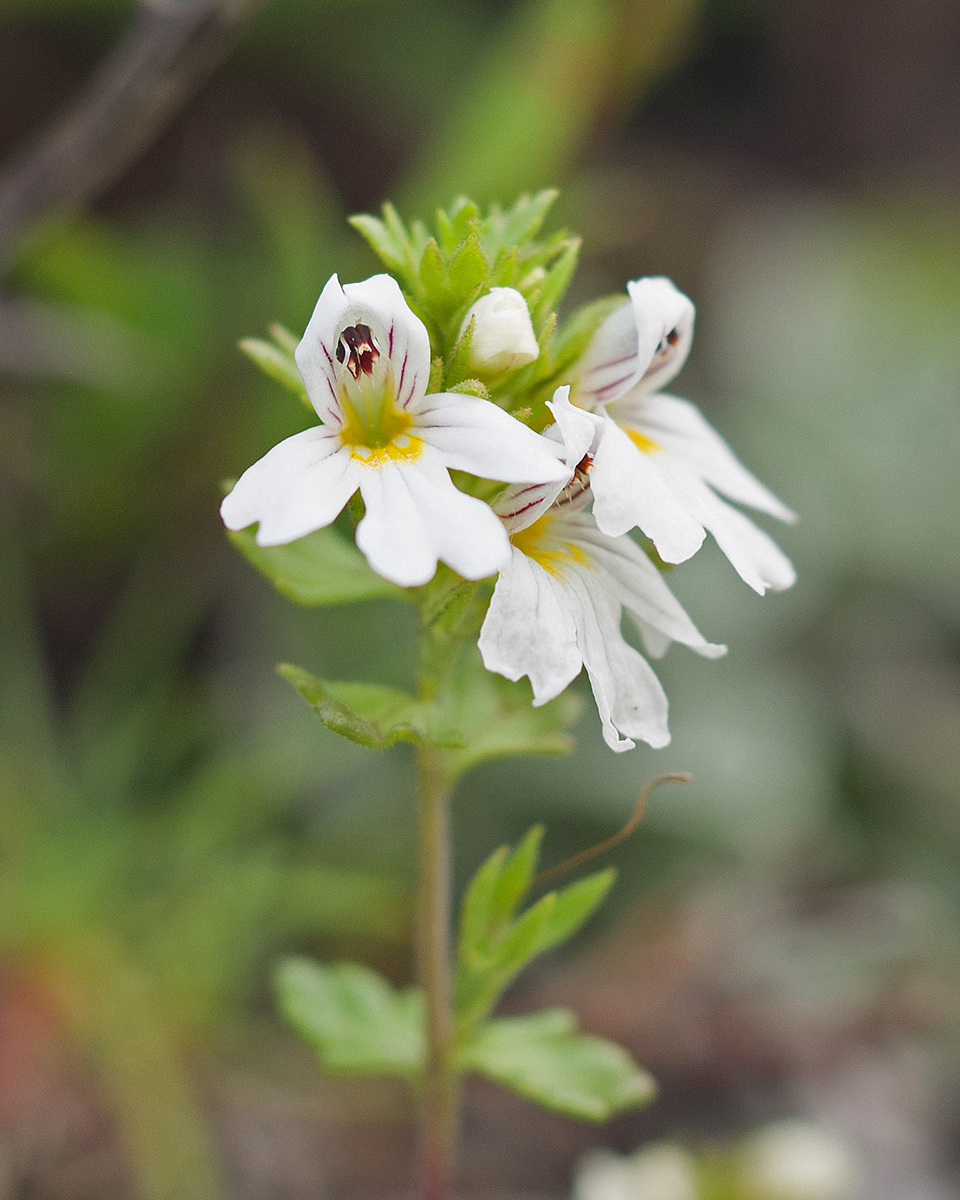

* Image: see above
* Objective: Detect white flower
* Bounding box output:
[221,273,567,587]
[478,389,725,752]
[570,277,796,594]
[459,286,540,376]
[738,1121,864,1200]
[573,1144,701,1200]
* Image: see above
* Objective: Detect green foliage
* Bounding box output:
[238,333,310,408]
[277,959,424,1081]
[455,827,616,1032]
[350,192,580,359]
[443,647,582,780]
[229,525,401,605]
[458,1008,656,1122]
[279,663,464,749]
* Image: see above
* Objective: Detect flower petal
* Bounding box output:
[494,386,602,533]
[399,454,511,581]
[354,462,437,587]
[355,453,510,587]
[612,392,796,522]
[478,551,582,705]
[628,277,695,393]
[342,274,431,412]
[572,277,694,407]
[565,512,726,660]
[416,392,567,483]
[220,427,360,546]
[667,467,797,594]
[562,570,670,751]
[590,412,706,562]
[295,273,431,425]
[294,274,351,425]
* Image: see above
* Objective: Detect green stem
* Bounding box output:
[415,743,458,1200]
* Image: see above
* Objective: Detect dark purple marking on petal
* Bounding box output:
[337,324,380,379]
[592,371,637,402]
[398,351,411,407]
[319,339,335,367]
[388,322,395,358]
[586,350,636,372]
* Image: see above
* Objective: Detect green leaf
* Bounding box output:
[348,208,413,281]
[228,526,399,606]
[458,845,509,970]
[533,868,616,956]
[238,337,310,407]
[268,322,299,355]
[485,190,559,260]
[449,231,490,299]
[279,664,464,750]
[277,958,424,1081]
[455,832,616,1033]
[490,825,543,927]
[550,294,625,375]
[419,237,449,299]
[442,648,581,780]
[458,1009,656,1122]
[530,237,581,328]
[445,316,476,387]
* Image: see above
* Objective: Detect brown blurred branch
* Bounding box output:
[0,0,265,275]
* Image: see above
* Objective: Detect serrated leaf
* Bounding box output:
[447,379,489,399]
[445,317,475,388]
[458,845,509,970]
[277,958,424,1080]
[449,232,490,299]
[456,891,557,1031]
[487,190,559,259]
[419,237,449,299]
[533,869,616,956]
[489,245,520,289]
[348,213,409,277]
[238,338,310,407]
[490,825,543,927]
[228,526,399,606]
[442,648,581,780]
[531,237,581,328]
[279,664,464,750]
[458,1009,656,1122]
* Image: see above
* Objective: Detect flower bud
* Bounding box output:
[738,1121,863,1200]
[572,1144,699,1200]
[460,287,539,376]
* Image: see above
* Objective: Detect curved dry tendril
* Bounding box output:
[529,773,691,892]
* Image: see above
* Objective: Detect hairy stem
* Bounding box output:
[415,744,458,1200]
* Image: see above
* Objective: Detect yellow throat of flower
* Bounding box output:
[337,369,423,467]
[510,512,588,577]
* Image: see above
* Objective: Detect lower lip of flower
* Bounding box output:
[626,425,660,455]
[510,512,588,576]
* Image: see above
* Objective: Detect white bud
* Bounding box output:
[572,1145,700,1200]
[739,1121,863,1200]
[460,287,539,376]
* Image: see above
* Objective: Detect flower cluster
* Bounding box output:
[223,215,794,751]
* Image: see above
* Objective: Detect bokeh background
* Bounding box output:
[1,0,959,1196]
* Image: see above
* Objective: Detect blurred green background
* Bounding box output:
[1,0,959,1196]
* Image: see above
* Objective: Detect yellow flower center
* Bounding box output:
[625,425,660,455]
[511,511,588,577]
[334,329,423,467]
